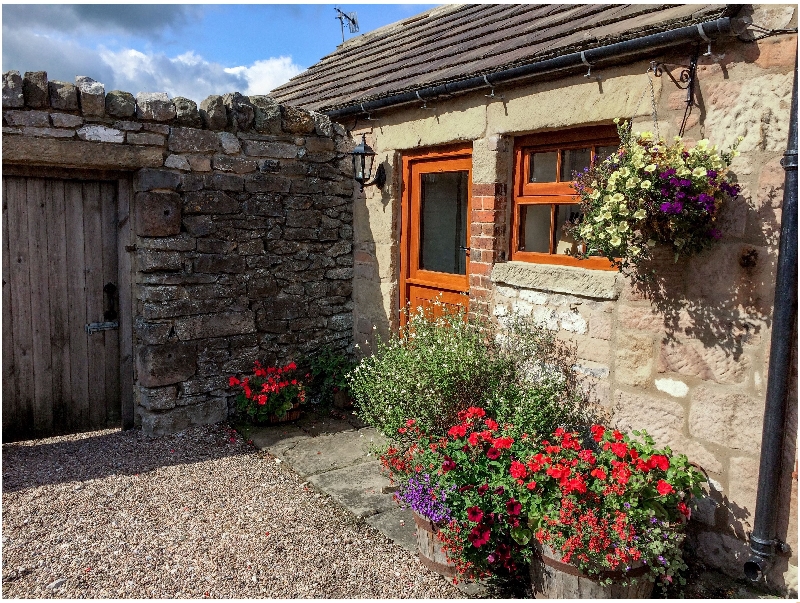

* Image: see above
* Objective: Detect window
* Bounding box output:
[511,126,619,269]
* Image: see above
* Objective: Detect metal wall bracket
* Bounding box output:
[85,321,119,335]
[650,50,700,136]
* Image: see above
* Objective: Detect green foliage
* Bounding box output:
[304,346,355,406]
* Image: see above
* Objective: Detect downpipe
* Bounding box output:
[743,52,798,583]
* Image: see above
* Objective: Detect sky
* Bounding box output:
[2,4,438,103]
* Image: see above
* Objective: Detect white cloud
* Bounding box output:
[224,58,303,97]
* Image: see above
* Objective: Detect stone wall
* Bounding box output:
[343,4,797,594]
[3,70,355,435]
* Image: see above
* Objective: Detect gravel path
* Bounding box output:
[2,423,461,598]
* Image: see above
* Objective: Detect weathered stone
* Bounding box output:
[134,317,173,345]
[164,154,191,171]
[173,311,256,340]
[126,131,164,146]
[3,136,163,169]
[280,104,315,134]
[249,95,282,134]
[179,173,204,192]
[75,76,105,116]
[658,339,750,385]
[135,191,182,237]
[492,262,620,300]
[3,70,24,108]
[144,123,170,135]
[242,139,299,158]
[312,111,333,137]
[688,387,764,453]
[113,120,142,131]
[693,531,751,578]
[222,92,254,131]
[138,385,178,410]
[105,90,136,117]
[194,254,245,274]
[244,173,292,193]
[133,169,179,193]
[613,390,686,450]
[212,154,256,173]
[204,172,243,192]
[136,92,176,121]
[172,96,202,127]
[138,234,195,252]
[50,113,83,128]
[137,249,184,272]
[187,155,212,172]
[77,125,124,143]
[4,110,50,127]
[20,127,75,139]
[183,191,239,214]
[136,342,197,387]
[238,239,264,255]
[140,397,226,436]
[23,71,48,108]
[200,94,227,130]
[614,331,654,387]
[48,80,78,111]
[168,126,220,153]
[217,131,241,154]
[654,377,689,398]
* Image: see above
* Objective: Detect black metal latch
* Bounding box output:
[85,321,119,335]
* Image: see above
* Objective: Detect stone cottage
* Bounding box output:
[269,3,798,594]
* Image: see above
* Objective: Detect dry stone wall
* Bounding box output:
[3,70,355,435]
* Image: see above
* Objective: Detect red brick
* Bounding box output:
[471,236,495,250]
[469,261,492,276]
[469,274,492,289]
[470,288,490,301]
[472,210,499,224]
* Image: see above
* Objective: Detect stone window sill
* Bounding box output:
[490,261,620,300]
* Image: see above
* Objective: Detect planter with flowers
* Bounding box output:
[229,360,307,424]
[567,119,741,279]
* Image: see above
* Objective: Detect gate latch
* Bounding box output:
[85,321,119,335]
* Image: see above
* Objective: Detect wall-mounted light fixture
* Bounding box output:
[351,134,386,192]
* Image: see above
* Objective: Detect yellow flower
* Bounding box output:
[640,180,652,190]
[618,221,629,232]
[626,178,639,189]
[605,225,617,234]
[633,209,647,220]
[610,235,622,247]
[619,167,630,178]
[677,167,691,177]
[594,214,606,223]
[613,117,620,124]
[692,166,707,178]
[618,204,629,216]
[630,246,641,256]
[696,139,709,151]
[644,164,657,173]
[590,190,601,200]
[611,192,625,203]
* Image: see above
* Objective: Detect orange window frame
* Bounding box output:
[511,126,619,269]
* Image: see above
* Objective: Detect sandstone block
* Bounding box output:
[134,168,181,192]
[75,76,105,116]
[126,131,165,146]
[305,136,336,153]
[658,339,750,385]
[23,71,48,108]
[728,455,761,528]
[50,113,83,128]
[557,308,587,334]
[4,110,50,127]
[21,127,75,139]
[174,311,256,340]
[138,385,178,410]
[48,80,78,110]
[248,95,281,134]
[280,104,315,134]
[589,311,612,340]
[491,262,620,300]
[137,249,184,272]
[576,336,610,364]
[164,154,190,170]
[222,92,254,131]
[200,94,227,130]
[204,172,243,192]
[187,155,212,171]
[134,317,173,345]
[168,126,220,153]
[173,96,202,127]
[77,125,124,143]
[212,154,256,173]
[755,35,797,68]
[105,90,136,117]
[241,139,298,158]
[613,390,686,450]
[614,331,654,387]
[136,92,176,121]
[3,137,163,170]
[136,341,197,387]
[692,531,750,578]
[688,386,764,453]
[654,377,689,398]
[140,397,227,436]
[3,70,24,108]
[135,191,181,237]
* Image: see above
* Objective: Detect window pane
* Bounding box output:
[560,147,591,181]
[419,171,468,275]
[595,145,618,163]
[528,151,557,183]
[519,204,551,253]
[554,203,583,255]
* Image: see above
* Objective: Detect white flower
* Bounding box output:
[618,204,629,216]
[626,178,639,190]
[610,235,622,247]
[618,221,630,232]
[644,164,657,173]
[691,167,707,178]
[633,209,647,220]
[590,190,601,200]
[611,192,625,203]
[678,167,691,177]
[640,180,652,190]
[619,167,630,178]
[630,246,641,256]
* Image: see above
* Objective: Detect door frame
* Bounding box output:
[2,164,135,435]
[399,144,473,325]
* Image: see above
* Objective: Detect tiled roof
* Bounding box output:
[270,4,734,113]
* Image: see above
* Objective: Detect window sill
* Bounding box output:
[490,261,620,300]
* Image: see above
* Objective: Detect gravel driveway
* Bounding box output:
[2,423,461,598]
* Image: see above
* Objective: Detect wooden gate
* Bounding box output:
[2,169,133,440]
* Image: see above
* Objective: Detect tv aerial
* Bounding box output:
[334,7,359,44]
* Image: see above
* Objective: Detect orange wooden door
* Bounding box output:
[401,149,472,324]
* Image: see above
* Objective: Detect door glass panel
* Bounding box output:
[528,151,557,183]
[419,171,468,275]
[518,204,551,253]
[560,147,592,181]
[554,203,583,255]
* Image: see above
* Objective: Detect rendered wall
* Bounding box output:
[346,6,797,594]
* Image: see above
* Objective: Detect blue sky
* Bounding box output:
[2,4,438,103]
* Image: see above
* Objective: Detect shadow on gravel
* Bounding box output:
[2,423,252,493]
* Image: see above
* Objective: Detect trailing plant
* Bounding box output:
[305,346,355,406]
[567,119,741,278]
[229,360,306,423]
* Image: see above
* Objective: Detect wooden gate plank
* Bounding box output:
[100,180,119,426]
[6,176,35,435]
[65,180,90,430]
[82,181,106,428]
[46,178,72,430]
[2,179,18,434]
[117,178,134,430]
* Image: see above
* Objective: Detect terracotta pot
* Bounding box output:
[530,542,653,599]
[413,511,457,578]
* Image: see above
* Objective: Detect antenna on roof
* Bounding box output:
[334,7,359,44]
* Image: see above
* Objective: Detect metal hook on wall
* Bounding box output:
[416,90,435,110]
[483,75,504,100]
[360,103,378,121]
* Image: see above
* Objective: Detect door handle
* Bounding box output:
[103,282,118,321]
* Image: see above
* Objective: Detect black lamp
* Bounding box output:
[351,134,386,192]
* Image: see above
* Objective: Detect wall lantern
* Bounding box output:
[351,134,386,192]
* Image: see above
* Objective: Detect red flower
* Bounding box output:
[486,447,501,460]
[467,432,480,447]
[610,442,628,458]
[397,427,407,434]
[611,462,631,485]
[579,449,596,464]
[506,499,522,516]
[442,457,457,473]
[229,376,240,387]
[677,501,691,518]
[510,461,527,479]
[590,468,607,480]
[590,425,606,441]
[477,484,489,495]
[448,424,467,438]
[256,394,267,406]
[467,507,484,522]
[613,430,624,441]
[648,455,670,471]
[493,437,514,450]
[468,525,491,548]
[656,480,675,496]
[484,418,499,431]
[526,481,537,490]
[546,464,570,480]
[405,419,416,427]
[286,361,297,371]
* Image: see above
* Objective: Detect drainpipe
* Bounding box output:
[324,17,734,119]
[743,52,798,583]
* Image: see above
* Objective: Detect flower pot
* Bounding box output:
[530,543,653,599]
[413,511,457,578]
[266,402,302,424]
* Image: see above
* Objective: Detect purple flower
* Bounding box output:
[669,177,679,187]
[680,179,692,188]
[396,473,452,523]
[707,169,718,180]
[624,502,631,509]
[650,517,659,524]
[709,228,721,240]
[658,555,667,565]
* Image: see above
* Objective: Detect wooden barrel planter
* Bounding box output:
[413,511,457,578]
[266,402,302,424]
[530,543,653,599]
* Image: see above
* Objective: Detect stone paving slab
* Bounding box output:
[365,507,417,553]
[247,424,310,456]
[280,427,385,477]
[307,460,397,518]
